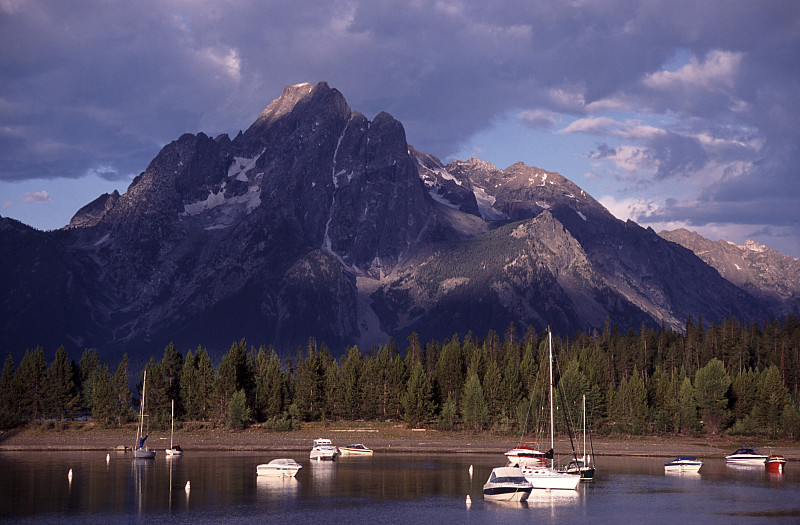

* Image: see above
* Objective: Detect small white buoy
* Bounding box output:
[68,468,73,483]
[184,480,191,491]
[106,453,110,463]
[468,464,473,477]
[465,494,471,507]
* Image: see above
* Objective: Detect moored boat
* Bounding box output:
[765,454,786,473]
[483,466,533,502]
[505,441,548,466]
[518,330,580,491]
[165,399,183,457]
[561,458,596,480]
[257,458,303,477]
[664,457,703,472]
[339,444,373,456]
[725,444,768,465]
[134,370,156,459]
[310,438,338,461]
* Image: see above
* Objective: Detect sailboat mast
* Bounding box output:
[170,399,175,449]
[582,394,586,462]
[548,329,554,469]
[137,370,147,449]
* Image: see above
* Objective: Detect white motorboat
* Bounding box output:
[309,438,338,461]
[257,458,303,477]
[664,457,703,472]
[519,330,580,491]
[483,466,533,502]
[339,444,373,456]
[134,370,156,459]
[505,441,548,466]
[725,444,768,465]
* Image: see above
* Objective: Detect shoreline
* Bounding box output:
[1,423,797,459]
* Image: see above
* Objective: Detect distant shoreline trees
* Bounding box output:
[2,314,799,438]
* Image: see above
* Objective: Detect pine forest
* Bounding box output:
[2,315,800,439]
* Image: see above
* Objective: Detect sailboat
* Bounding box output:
[165,399,183,457]
[134,370,156,459]
[559,394,595,480]
[519,330,580,490]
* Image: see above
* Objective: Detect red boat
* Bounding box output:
[765,454,786,473]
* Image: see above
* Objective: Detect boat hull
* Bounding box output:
[725,455,768,465]
[339,448,373,456]
[483,487,531,502]
[522,467,581,490]
[664,464,702,472]
[134,448,156,459]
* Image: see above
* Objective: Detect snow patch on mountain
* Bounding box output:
[473,186,508,220]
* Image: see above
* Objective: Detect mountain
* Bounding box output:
[1,81,795,363]
[659,228,800,317]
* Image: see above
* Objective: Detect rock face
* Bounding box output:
[0,82,796,363]
[659,228,800,316]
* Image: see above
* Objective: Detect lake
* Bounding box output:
[1,450,798,524]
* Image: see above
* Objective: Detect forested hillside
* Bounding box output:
[2,315,799,438]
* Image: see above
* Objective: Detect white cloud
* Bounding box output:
[22,190,50,203]
[644,50,742,92]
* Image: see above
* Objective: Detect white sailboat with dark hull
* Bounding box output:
[518,330,580,491]
[165,399,183,457]
[559,394,595,481]
[134,370,156,459]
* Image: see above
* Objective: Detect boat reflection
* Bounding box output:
[309,459,336,492]
[525,488,580,511]
[664,470,701,479]
[256,475,299,500]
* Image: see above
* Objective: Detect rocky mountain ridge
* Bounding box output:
[1,81,796,363]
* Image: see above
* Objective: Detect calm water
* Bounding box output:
[1,450,799,524]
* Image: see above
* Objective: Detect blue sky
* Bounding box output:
[1,1,799,257]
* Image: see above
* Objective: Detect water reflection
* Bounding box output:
[1,451,798,524]
[256,475,300,500]
[525,489,581,512]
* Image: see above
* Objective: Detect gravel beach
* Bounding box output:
[1,422,797,460]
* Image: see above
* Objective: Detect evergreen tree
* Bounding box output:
[111,354,132,426]
[294,339,326,421]
[678,376,698,433]
[194,347,214,421]
[48,346,78,420]
[322,350,341,420]
[482,358,502,420]
[161,342,184,412]
[403,362,435,425]
[694,358,731,434]
[90,365,115,426]
[340,346,364,420]
[434,335,464,407]
[14,347,48,420]
[228,388,251,430]
[180,348,197,420]
[462,373,489,430]
[78,348,100,416]
[438,393,458,430]
[0,354,19,427]
[752,365,788,437]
